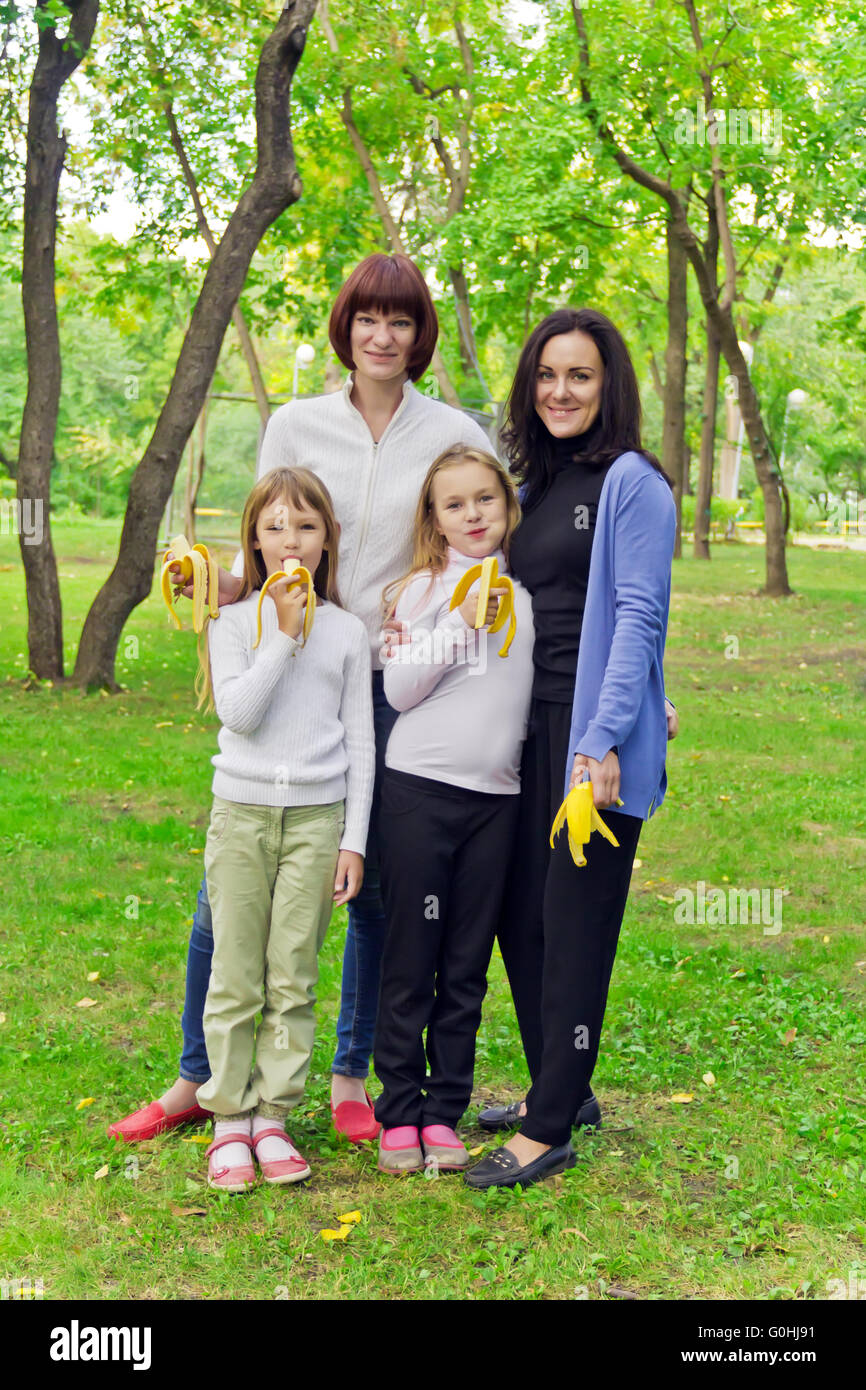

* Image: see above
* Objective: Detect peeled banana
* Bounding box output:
[253,563,315,649]
[448,554,517,658]
[160,534,219,634]
[549,780,620,868]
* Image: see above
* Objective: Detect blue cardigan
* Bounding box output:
[563,450,675,819]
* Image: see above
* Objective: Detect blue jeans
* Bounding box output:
[178,671,398,1085]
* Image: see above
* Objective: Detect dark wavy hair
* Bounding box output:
[501,307,671,510]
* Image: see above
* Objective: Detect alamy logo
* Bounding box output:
[0,497,43,545]
[382,626,487,676]
[49,1321,152,1371]
[674,98,782,153]
[673,880,783,935]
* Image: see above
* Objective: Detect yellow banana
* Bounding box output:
[253,562,315,649]
[448,555,517,658]
[160,534,219,634]
[549,781,620,867]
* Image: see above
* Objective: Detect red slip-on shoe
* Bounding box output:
[331,1090,381,1143]
[107,1100,208,1143]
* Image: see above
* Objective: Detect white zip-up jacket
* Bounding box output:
[233,378,492,668]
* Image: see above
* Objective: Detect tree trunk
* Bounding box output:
[183,402,208,540]
[17,0,100,679]
[662,214,688,559]
[72,0,318,689]
[321,1,461,407]
[157,85,271,427]
[694,201,720,559]
[571,1,791,597]
[448,264,491,399]
[694,326,720,559]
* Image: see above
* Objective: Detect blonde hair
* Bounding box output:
[196,467,342,710]
[382,444,521,620]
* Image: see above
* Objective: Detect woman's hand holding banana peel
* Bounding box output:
[570,750,621,809]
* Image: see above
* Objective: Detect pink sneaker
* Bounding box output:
[421,1124,469,1171]
[377,1125,424,1174]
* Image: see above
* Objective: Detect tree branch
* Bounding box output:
[682,0,737,311]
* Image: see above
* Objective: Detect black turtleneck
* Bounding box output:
[508,425,612,703]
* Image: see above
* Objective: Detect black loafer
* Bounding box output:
[477,1091,602,1133]
[464,1140,576,1190]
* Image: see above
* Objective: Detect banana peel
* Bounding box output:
[549,780,620,868]
[160,534,219,634]
[448,554,517,658]
[253,563,315,649]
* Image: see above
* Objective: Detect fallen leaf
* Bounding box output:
[467,1144,485,1157]
[782,1027,797,1045]
[674,956,692,971]
[94,1165,109,1180]
[320,1226,351,1242]
[670,1093,694,1104]
[338,1210,361,1224]
[561,1227,591,1243]
[180,1135,211,1144]
[822,935,830,944]
[155,721,173,728]
[188,848,202,855]
[702,1072,716,1087]
[170,1205,207,1217]
[86,971,100,983]
[608,1149,625,1156]
[718,794,731,802]
[75,997,99,1009]
[729,969,747,979]
[76,1097,96,1110]
[0,1012,6,1025]
[632,858,643,869]
[118,1213,133,1226]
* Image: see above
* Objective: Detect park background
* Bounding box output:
[0,0,864,1301]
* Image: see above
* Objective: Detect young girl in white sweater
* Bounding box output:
[197,467,374,1192]
[373,445,534,1174]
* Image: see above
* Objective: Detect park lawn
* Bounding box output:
[0,518,865,1301]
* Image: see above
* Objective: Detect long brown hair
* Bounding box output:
[501,307,671,511]
[197,468,342,710]
[382,445,521,621]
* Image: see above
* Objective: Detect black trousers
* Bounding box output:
[374,769,520,1130]
[497,699,642,1146]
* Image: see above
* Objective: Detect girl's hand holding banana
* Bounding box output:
[267,574,309,641]
[457,584,507,631]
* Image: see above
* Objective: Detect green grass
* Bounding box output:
[1,519,865,1300]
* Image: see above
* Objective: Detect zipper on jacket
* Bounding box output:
[344,390,410,603]
[346,438,380,605]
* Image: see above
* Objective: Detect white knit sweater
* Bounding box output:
[233,378,492,667]
[208,594,375,857]
[384,547,535,794]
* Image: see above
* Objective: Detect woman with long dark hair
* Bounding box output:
[465,308,677,1190]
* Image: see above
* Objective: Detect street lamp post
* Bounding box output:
[779,387,808,473]
[292,343,316,399]
[731,340,754,499]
